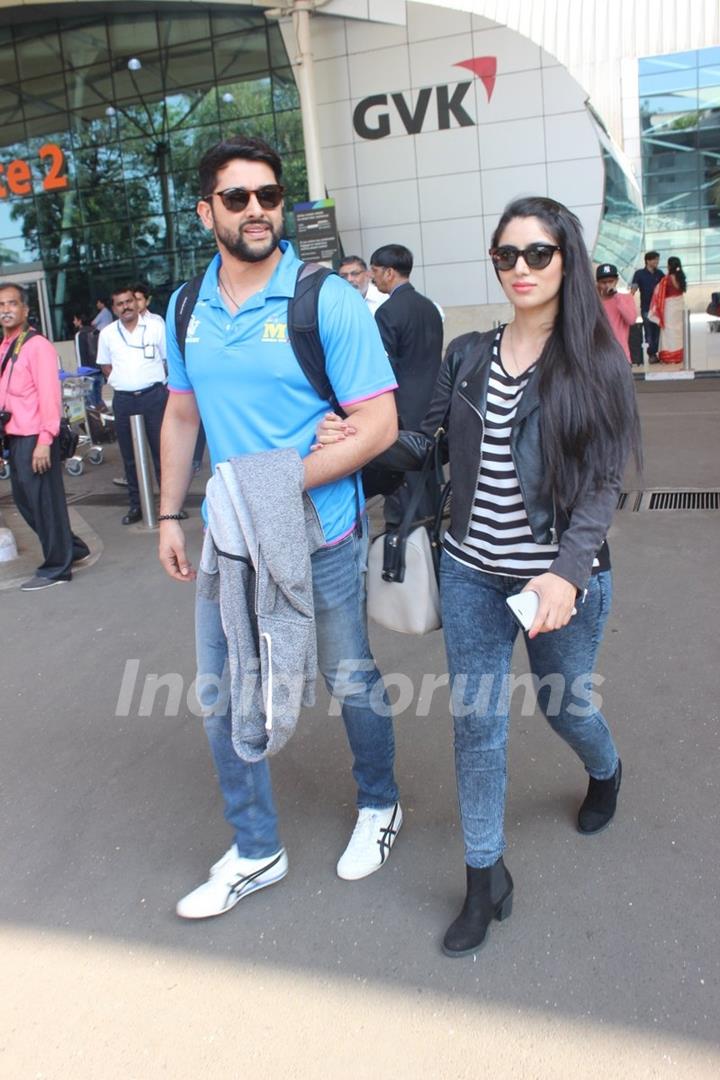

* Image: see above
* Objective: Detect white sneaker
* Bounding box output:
[176,845,288,919]
[336,803,403,881]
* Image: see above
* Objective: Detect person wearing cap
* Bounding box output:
[596,264,637,363]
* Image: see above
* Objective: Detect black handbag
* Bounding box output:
[58,417,79,460]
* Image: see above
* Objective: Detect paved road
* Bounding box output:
[1,384,719,1078]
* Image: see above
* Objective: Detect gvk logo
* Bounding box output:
[352,57,497,140]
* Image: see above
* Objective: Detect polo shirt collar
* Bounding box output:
[199,241,300,308]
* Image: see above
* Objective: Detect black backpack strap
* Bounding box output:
[1,326,38,380]
[287,260,363,530]
[286,263,346,416]
[174,273,205,360]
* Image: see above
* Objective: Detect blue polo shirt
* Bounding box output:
[166,242,397,543]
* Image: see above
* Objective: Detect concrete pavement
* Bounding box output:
[0,384,719,1079]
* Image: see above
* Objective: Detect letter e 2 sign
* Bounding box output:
[0,142,69,200]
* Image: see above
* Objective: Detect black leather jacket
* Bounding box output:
[376,329,633,591]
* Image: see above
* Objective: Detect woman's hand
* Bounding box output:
[310,411,357,452]
[524,572,578,638]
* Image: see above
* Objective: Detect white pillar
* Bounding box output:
[291,0,326,201]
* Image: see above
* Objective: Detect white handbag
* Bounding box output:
[366,436,447,635]
[367,524,441,634]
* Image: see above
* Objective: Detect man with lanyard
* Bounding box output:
[97,286,168,524]
[159,135,401,920]
[631,251,664,364]
[0,281,89,590]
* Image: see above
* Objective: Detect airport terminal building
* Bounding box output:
[0,0,718,368]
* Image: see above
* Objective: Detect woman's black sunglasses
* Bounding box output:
[203,184,285,212]
[489,243,561,271]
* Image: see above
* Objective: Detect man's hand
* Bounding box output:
[158,520,196,583]
[524,572,577,638]
[32,444,51,474]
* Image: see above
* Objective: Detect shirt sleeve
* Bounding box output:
[31,337,62,445]
[165,289,193,393]
[317,275,397,408]
[156,318,167,362]
[618,293,637,327]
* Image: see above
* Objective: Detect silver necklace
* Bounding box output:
[506,323,544,377]
[219,272,241,308]
[505,323,521,377]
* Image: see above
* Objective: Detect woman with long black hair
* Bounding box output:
[315,196,641,958]
[650,254,687,364]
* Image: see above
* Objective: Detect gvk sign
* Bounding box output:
[352,57,497,140]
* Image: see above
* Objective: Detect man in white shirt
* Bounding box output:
[133,282,166,328]
[97,286,168,524]
[338,255,387,317]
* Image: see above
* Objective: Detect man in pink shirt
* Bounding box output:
[596,264,637,363]
[0,282,89,590]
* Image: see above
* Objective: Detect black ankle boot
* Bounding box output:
[442,857,513,958]
[577,759,622,834]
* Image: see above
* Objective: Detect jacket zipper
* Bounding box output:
[457,381,484,541]
[550,497,558,545]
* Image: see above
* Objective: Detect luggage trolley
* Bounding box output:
[60,368,106,476]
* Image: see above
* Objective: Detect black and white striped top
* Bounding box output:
[443,326,559,578]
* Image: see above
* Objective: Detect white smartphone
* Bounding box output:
[506,590,539,631]
[506,591,578,631]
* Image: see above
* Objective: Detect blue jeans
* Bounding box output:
[440,557,618,869]
[84,371,104,410]
[195,517,398,858]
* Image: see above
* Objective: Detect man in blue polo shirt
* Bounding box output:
[159,136,402,920]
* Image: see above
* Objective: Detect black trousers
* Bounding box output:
[642,313,660,357]
[7,434,89,581]
[112,383,168,510]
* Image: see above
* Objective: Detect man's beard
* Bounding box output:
[216,218,282,263]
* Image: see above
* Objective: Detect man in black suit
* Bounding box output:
[370,244,443,525]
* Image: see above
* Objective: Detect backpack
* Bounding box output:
[173,262,403,498]
[174,262,342,412]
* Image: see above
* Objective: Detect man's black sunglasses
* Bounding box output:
[203,185,285,212]
[489,243,561,271]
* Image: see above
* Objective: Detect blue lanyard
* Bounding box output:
[116,320,147,351]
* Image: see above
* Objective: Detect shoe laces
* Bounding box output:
[348,808,385,846]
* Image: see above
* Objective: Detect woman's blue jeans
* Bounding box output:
[195,518,398,859]
[440,556,619,869]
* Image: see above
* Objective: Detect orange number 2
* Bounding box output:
[39,143,69,192]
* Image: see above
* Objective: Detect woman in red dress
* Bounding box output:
[650,256,687,364]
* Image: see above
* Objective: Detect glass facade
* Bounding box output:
[589,106,644,281]
[639,47,720,283]
[0,5,307,336]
